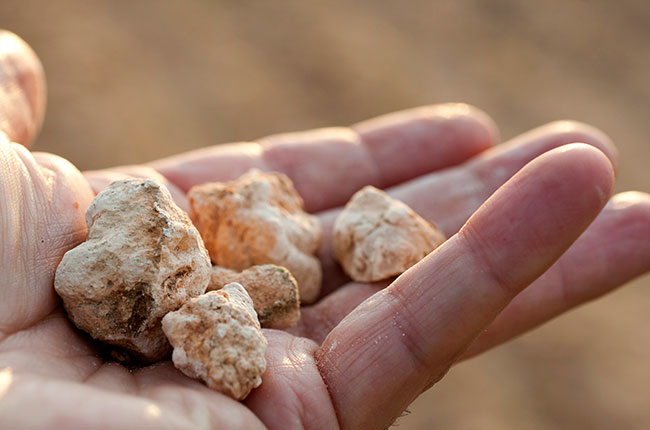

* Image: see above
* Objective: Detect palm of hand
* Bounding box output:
[2,31,650,430]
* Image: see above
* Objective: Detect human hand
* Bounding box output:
[2,31,649,429]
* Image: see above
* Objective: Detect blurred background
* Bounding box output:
[2,1,649,428]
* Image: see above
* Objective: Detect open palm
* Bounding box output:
[1,31,649,429]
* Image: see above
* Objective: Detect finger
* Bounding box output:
[296,191,650,345]
[461,191,650,359]
[314,144,614,429]
[352,103,499,187]
[244,330,340,429]
[0,31,46,147]
[393,120,618,235]
[0,136,93,338]
[318,120,619,294]
[0,373,194,430]
[0,371,265,430]
[149,103,498,212]
[0,312,98,381]
[84,166,189,212]
[132,362,266,429]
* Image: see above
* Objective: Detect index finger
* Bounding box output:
[315,144,614,429]
[149,103,498,212]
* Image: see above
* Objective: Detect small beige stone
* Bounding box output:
[162,283,268,400]
[333,186,446,282]
[209,265,300,329]
[188,169,322,303]
[54,179,211,361]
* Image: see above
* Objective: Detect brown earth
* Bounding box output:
[1,1,649,428]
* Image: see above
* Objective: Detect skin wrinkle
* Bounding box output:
[322,307,389,377]
[553,245,583,310]
[283,337,321,430]
[318,311,415,429]
[265,333,339,429]
[382,287,441,388]
[0,81,27,143]
[0,142,41,334]
[457,223,520,299]
[0,145,21,298]
[380,247,484,395]
[313,349,344,430]
[354,127,387,189]
[234,333,294,427]
[13,145,55,224]
[79,357,109,385]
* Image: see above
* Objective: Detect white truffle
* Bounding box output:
[209,265,300,329]
[54,179,211,361]
[188,169,322,303]
[162,283,268,400]
[333,186,446,282]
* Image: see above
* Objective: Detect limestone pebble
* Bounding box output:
[162,283,268,400]
[188,169,322,303]
[333,185,446,282]
[209,264,300,329]
[54,179,211,361]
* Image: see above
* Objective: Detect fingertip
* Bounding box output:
[0,31,46,147]
[471,142,616,232]
[352,103,500,187]
[544,142,615,209]
[536,120,619,172]
[354,103,500,146]
[433,102,501,145]
[459,143,615,294]
[609,190,650,210]
[608,191,650,239]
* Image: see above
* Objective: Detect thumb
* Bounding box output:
[0,30,46,147]
[0,132,92,339]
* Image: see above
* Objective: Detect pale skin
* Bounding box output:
[1,31,649,429]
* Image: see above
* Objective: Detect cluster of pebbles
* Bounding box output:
[54,170,445,400]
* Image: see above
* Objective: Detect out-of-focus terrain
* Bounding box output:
[2,1,649,428]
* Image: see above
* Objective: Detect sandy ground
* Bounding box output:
[1,1,649,428]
